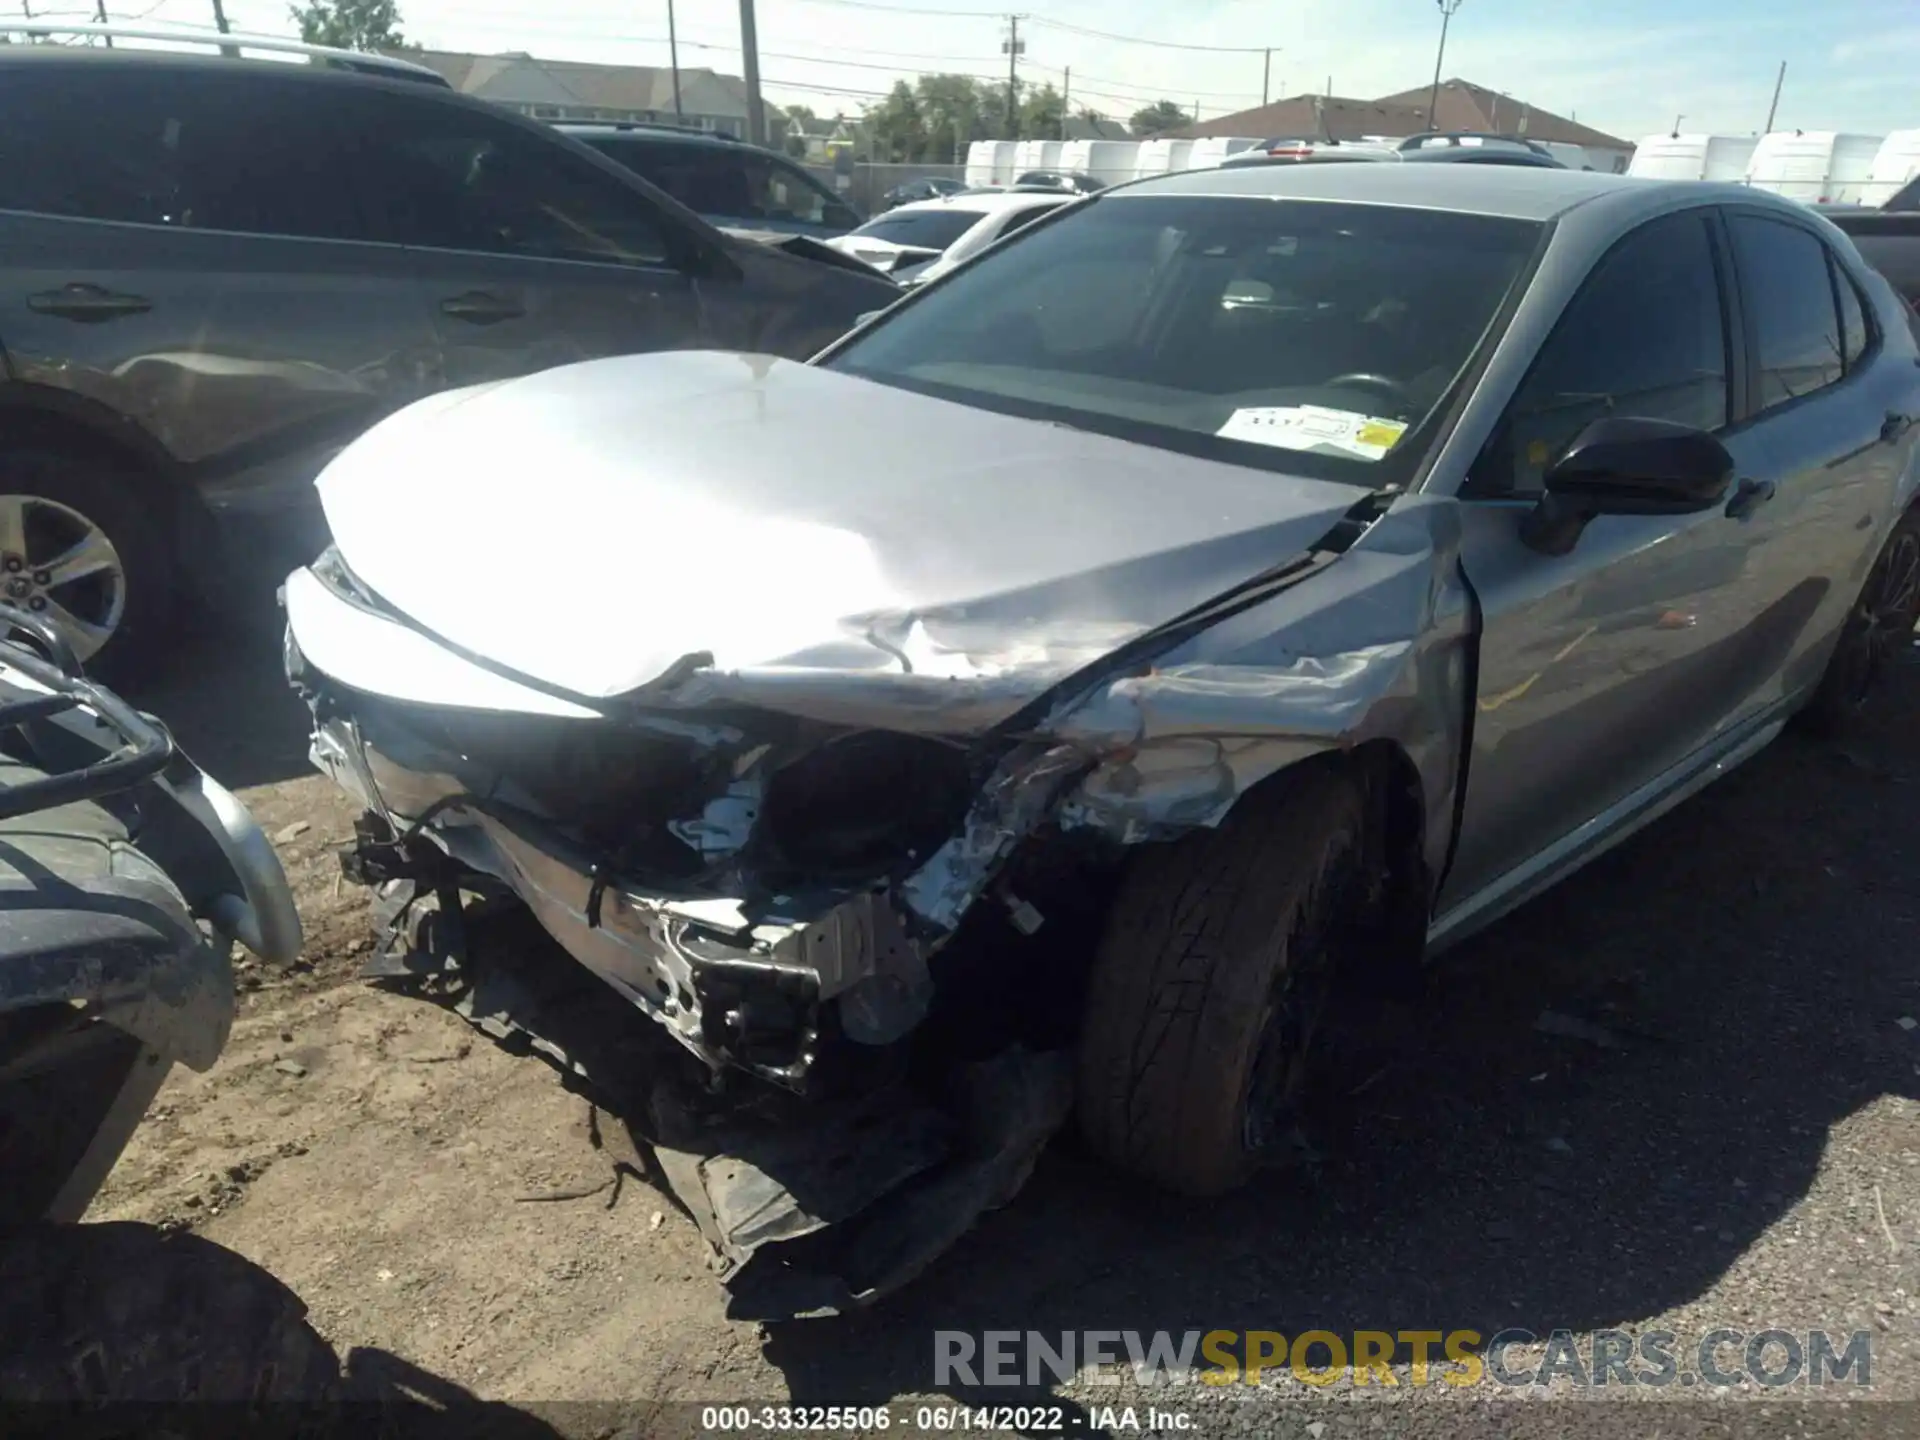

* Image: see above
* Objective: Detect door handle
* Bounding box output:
[26,284,153,322]
[1724,477,1777,520]
[1881,411,1916,444]
[438,291,525,325]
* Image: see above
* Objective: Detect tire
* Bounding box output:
[1076,762,1367,1197]
[1797,505,1920,738]
[0,1222,339,1404]
[0,446,177,682]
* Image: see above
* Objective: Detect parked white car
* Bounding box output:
[824,190,1077,285]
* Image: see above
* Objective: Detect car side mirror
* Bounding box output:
[1520,416,1734,556]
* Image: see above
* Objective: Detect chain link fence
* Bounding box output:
[796,162,972,215]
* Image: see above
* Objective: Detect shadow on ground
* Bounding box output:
[119,616,315,791]
[759,661,1920,1404]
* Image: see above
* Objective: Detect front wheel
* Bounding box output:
[1798,506,1920,737]
[1076,763,1368,1197]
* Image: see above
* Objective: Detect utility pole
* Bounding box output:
[738,0,765,147]
[667,0,683,119]
[1262,48,1271,105]
[1426,0,1463,130]
[1763,60,1786,133]
[1060,66,1069,140]
[93,0,110,44]
[1001,15,1024,141]
[208,0,237,56]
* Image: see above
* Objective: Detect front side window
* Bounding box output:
[1728,214,1844,410]
[1472,212,1730,496]
[828,195,1541,485]
[0,69,366,241]
[344,97,672,267]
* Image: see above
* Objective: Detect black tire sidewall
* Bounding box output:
[1799,505,1920,738]
[0,448,176,679]
[1076,764,1368,1196]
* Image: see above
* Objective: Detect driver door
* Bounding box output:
[1440,209,1785,911]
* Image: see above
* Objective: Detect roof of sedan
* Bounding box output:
[1120,162,1745,221]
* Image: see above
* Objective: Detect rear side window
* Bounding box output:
[0,68,366,241]
[1728,214,1844,409]
[581,138,858,232]
[1832,255,1872,372]
[998,203,1063,239]
[335,93,673,267]
[1472,212,1730,496]
[848,209,986,250]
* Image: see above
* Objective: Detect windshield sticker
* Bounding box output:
[1217,405,1408,461]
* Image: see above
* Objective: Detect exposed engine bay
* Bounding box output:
[285,351,1474,1316]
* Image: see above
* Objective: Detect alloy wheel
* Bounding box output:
[0,494,126,663]
[1841,527,1920,710]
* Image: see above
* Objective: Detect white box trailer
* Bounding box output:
[1861,130,1920,207]
[1013,139,1063,176]
[1187,137,1264,169]
[964,140,1021,188]
[1626,133,1759,182]
[1134,138,1196,177]
[1745,131,1884,204]
[1059,139,1144,186]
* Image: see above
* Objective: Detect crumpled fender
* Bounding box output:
[898,495,1472,929]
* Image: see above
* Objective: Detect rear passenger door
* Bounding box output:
[0,67,439,545]
[334,92,710,387]
[1716,208,1915,705]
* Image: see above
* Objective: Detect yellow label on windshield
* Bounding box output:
[1356,420,1408,450]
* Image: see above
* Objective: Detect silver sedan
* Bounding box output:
[285,161,1920,1313]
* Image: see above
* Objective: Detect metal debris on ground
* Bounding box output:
[273,1059,308,1078]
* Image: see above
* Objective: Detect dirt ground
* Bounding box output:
[84,622,1920,1434]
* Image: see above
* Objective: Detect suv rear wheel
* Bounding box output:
[0,447,175,680]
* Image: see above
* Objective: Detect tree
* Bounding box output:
[1021,83,1064,140]
[866,80,925,163]
[1130,99,1190,136]
[290,0,412,51]
[914,74,984,163]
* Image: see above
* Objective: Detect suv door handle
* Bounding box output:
[1724,477,1777,520]
[438,291,524,325]
[26,284,153,322]
[1882,411,1916,444]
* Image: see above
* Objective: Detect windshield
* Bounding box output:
[577,137,860,232]
[826,194,1542,482]
[847,208,987,249]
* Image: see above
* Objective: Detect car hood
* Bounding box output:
[313,352,1368,703]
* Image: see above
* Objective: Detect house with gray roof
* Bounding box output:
[399,49,752,137]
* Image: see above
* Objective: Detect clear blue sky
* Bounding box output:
[150,0,1920,141]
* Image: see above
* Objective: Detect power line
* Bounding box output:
[1025,14,1271,53]
[783,0,1004,15]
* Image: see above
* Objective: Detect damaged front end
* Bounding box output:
[283,354,1475,1318]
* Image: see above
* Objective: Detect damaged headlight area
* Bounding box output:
[283,481,1450,1320]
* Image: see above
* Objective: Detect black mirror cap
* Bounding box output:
[1544,416,1735,515]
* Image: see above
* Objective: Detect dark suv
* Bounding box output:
[0,49,896,672]
[558,125,863,240]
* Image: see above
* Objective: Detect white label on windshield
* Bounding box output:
[1216,405,1408,461]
